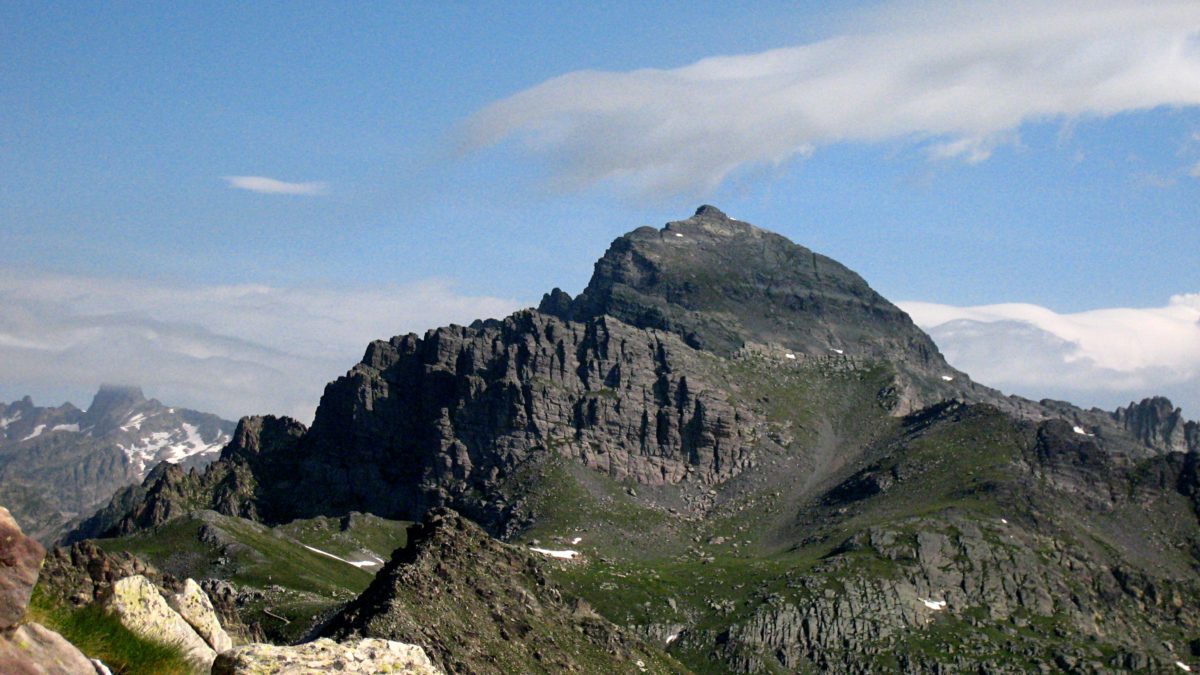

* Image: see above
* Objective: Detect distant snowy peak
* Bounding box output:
[111,411,232,477]
[0,386,235,479]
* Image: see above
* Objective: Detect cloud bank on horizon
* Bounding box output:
[900,295,1200,417]
[223,175,328,195]
[466,0,1200,196]
[0,271,521,422]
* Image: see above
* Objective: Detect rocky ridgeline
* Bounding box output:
[322,508,677,674]
[73,207,974,540]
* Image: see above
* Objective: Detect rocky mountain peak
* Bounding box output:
[539,207,948,371]
[1112,396,1197,454]
[82,384,147,432]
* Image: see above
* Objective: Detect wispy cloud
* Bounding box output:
[1190,161,1200,178]
[223,175,328,195]
[466,0,1200,197]
[900,294,1200,417]
[0,271,523,421]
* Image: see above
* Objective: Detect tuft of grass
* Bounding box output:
[27,586,196,675]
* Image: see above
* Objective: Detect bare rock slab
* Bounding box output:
[101,575,215,670]
[212,637,442,674]
[167,578,232,653]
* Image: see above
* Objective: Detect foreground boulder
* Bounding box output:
[0,507,45,628]
[212,637,441,674]
[167,578,232,654]
[0,506,98,674]
[101,575,216,670]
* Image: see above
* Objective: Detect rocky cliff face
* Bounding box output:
[1113,396,1199,455]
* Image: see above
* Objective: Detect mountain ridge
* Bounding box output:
[67,207,1200,672]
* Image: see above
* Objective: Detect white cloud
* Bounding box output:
[900,295,1200,417]
[466,0,1200,196]
[0,271,523,422]
[1190,161,1200,178]
[223,176,328,195]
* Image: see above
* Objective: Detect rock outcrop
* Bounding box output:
[100,575,216,671]
[322,508,675,674]
[212,637,442,675]
[1113,396,1199,455]
[38,540,170,607]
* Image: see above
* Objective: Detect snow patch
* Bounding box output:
[570,537,582,545]
[119,413,149,432]
[119,423,229,477]
[784,353,796,360]
[21,424,46,441]
[1000,518,1008,524]
[0,412,22,429]
[941,375,954,381]
[1176,662,1192,672]
[665,633,679,645]
[1072,425,1095,437]
[301,544,380,569]
[674,233,684,238]
[529,547,580,560]
[52,423,79,432]
[830,348,844,355]
[919,598,947,611]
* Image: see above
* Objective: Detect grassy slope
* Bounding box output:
[513,356,1200,672]
[97,511,409,643]
[26,585,195,675]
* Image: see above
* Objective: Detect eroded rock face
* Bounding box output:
[101,575,215,670]
[286,312,758,522]
[0,506,45,628]
[211,638,442,675]
[168,578,232,654]
[1113,397,1198,455]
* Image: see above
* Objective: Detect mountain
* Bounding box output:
[73,207,1200,672]
[0,385,234,542]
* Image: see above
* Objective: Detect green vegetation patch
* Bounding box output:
[27,586,195,675]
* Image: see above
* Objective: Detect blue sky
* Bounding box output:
[2,1,1198,420]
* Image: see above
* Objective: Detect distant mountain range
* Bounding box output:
[0,385,232,542]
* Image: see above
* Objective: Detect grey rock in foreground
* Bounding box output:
[100,575,216,671]
[211,637,442,674]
